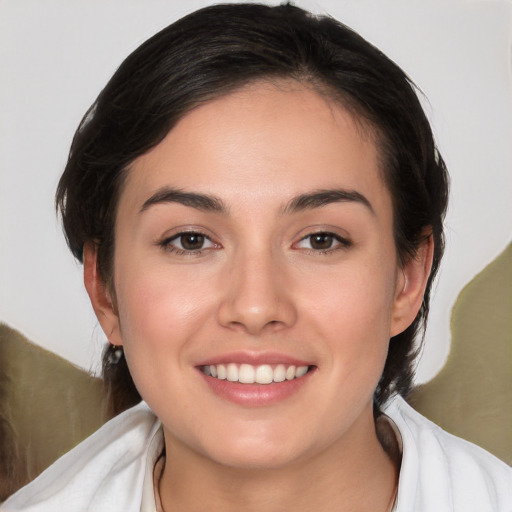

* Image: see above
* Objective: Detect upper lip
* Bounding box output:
[195,351,314,367]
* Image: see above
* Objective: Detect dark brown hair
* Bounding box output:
[56,3,449,414]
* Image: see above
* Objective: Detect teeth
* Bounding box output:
[202,363,310,384]
[255,365,273,384]
[274,364,286,383]
[217,364,227,380]
[286,365,296,380]
[226,363,238,382]
[296,366,308,378]
[239,364,255,384]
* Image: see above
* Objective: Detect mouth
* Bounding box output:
[200,363,313,384]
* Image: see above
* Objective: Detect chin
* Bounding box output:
[209,445,302,471]
[196,426,313,471]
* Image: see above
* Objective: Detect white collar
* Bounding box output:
[140,425,165,512]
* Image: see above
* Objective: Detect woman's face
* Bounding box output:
[91,82,427,469]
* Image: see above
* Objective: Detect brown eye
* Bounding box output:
[309,233,335,250]
[161,231,216,253]
[180,233,205,250]
[295,232,351,253]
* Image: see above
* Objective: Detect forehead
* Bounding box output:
[121,82,390,216]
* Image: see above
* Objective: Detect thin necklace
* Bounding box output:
[385,480,398,512]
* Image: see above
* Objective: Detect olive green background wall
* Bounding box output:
[411,241,512,464]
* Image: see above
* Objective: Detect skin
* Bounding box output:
[85,81,433,511]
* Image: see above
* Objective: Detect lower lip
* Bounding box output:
[198,369,314,407]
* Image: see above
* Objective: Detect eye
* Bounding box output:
[295,232,351,252]
[160,231,217,254]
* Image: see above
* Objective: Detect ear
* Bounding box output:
[390,234,434,337]
[83,242,123,346]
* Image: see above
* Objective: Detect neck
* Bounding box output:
[158,408,399,512]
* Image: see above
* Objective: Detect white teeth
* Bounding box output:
[274,364,286,382]
[296,366,308,378]
[286,365,296,380]
[202,363,310,384]
[226,363,238,382]
[239,364,255,384]
[217,364,227,380]
[255,364,273,384]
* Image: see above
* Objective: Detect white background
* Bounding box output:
[1,0,511,382]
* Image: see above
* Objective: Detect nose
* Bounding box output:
[217,247,297,335]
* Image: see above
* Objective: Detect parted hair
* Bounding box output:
[56,2,449,415]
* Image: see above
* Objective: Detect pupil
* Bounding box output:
[182,233,204,250]
[311,234,333,250]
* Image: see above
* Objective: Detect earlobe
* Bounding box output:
[390,234,434,337]
[83,243,123,346]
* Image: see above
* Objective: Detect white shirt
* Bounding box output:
[2,396,511,511]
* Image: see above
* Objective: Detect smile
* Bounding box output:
[201,363,311,384]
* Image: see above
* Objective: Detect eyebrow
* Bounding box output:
[282,189,375,215]
[139,188,227,214]
[139,186,374,216]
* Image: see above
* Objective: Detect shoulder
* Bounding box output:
[0,402,161,512]
[384,395,512,512]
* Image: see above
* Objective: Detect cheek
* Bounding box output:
[111,267,217,409]
[300,254,398,379]
[116,267,214,343]
[305,257,397,332]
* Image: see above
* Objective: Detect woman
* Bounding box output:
[2,3,510,511]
